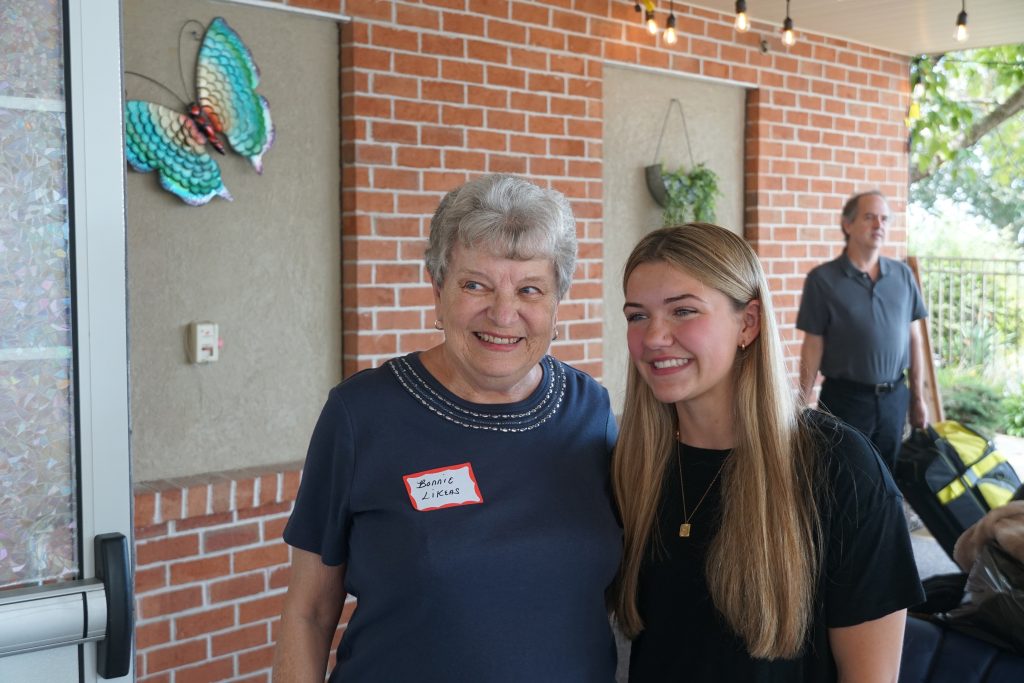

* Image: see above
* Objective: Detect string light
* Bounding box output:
[664,1,678,44]
[626,1,982,51]
[734,0,750,33]
[645,8,658,35]
[955,0,969,42]
[782,0,795,47]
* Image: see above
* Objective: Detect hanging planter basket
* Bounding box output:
[644,98,721,225]
[645,163,669,208]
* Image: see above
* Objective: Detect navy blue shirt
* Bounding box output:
[797,253,927,385]
[285,353,622,682]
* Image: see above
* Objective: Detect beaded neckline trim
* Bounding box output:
[389,355,566,432]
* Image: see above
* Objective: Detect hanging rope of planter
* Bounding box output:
[645,98,721,225]
[645,98,693,208]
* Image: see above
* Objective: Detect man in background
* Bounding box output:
[797,190,928,470]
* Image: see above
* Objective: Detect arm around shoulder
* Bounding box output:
[829,609,907,683]
[272,547,347,683]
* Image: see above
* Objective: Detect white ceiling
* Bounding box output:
[684,0,1024,56]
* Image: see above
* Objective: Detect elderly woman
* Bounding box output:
[272,174,621,682]
[612,224,924,682]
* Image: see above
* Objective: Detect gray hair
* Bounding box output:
[424,174,578,301]
[841,190,886,224]
[839,190,887,243]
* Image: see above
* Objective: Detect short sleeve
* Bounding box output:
[908,267,927,322]
[820,424,925,628]
[282,387,355,566]
[796,268,828,335]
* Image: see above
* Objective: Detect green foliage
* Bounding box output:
[926,287,1021,372]
[910,45,1024,177]
[661,163,721,226]
[909,45,1024,240]
[910,55,976,178]
[937,368,1005,436]
[917,255,1024,381]
[908,204,1009,258]
[910,159,1024,244]
[1003,389,1024,437]
[937,370,1024,437]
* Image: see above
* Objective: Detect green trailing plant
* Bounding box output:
[661,163,721,226]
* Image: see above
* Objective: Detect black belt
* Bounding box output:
[825,376,904,395]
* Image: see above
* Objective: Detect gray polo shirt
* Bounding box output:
[796,252,927,385]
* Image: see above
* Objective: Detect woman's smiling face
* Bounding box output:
[432,242,559,401]
[624,260,756,413]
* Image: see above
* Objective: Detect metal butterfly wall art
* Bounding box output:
[124,17,274,206]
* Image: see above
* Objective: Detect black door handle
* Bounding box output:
[94,533,133,678]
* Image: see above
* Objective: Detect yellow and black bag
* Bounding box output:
[896,420,1021,561]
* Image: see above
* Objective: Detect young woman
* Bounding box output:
[612,224,924,682]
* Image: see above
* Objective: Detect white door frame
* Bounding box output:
[70,0,133,674]
[0,0,133,680]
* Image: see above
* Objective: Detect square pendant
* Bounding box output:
[679,523,691,538]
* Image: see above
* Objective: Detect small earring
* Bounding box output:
[552,328,559,341]
[739,341,746,350]
[433,320,444,331]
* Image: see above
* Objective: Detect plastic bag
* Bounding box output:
[940,542,1024,655]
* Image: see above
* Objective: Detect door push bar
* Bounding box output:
[0,533,133,678]
[95,532,133,678]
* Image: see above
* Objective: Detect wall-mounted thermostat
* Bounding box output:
[186,321,219,364]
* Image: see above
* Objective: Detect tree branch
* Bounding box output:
[911,84,1024,184]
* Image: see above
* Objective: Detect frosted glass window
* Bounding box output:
[0,0,77,591]
[0,0,65,100]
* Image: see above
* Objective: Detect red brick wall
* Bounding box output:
[133,470,300,682]
[132,0,912,679]
[742,46,912,369]
[329,0,911,378]
[133,470,354,683]
[338,1,611,378]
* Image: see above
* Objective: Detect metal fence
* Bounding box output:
[917,257,1024,385]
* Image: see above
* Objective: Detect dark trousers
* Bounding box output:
[818,378,910,471]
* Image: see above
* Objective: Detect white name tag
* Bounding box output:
[403,462,483,512]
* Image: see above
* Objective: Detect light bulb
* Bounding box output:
[664,14,678,44]
[734,1,749,32]
[645,10,658,35]
[782,17,795,46]
[955,10,968,42]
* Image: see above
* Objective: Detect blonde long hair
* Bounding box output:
[611,224,822,659]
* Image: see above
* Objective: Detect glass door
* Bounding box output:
[0,0,133,680]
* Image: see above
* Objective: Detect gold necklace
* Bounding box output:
[676,440,728,538]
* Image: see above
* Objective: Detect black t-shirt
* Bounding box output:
[629,411,925,682]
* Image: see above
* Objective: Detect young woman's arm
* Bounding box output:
[828,609,907,683]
